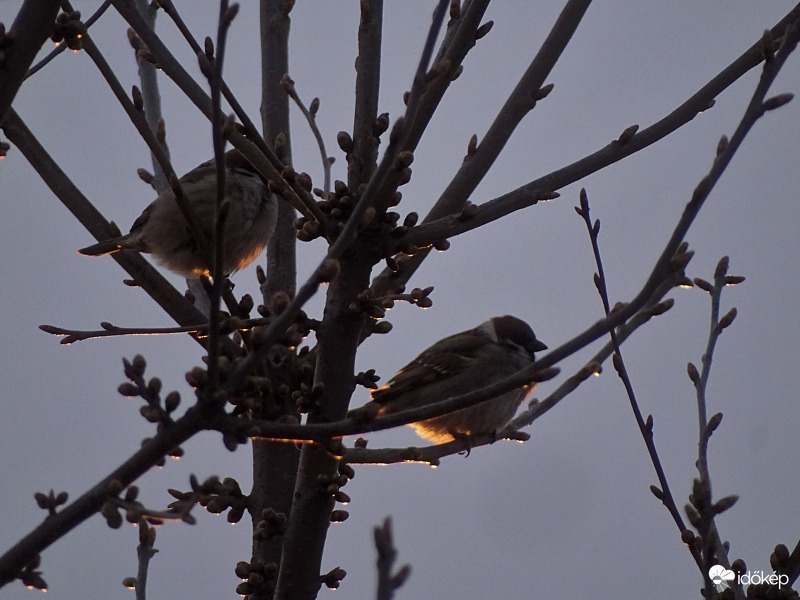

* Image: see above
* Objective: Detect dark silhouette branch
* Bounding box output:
[350,0,383,187]
[283,76,332,196]
[273,5,452,598]
[131,0,170,193]
[687,258,746,600]
[225,269,681,447]
[25,1,112,81]
[576,190,704,576]
[0,0,62,126]
[0,110,224,349]
[111,0,323,225]
[247,1,301,595]
[0,406,208,588]
[374,3,800,293]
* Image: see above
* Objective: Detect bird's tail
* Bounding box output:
[78,236,128,257]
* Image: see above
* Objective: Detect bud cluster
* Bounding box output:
[51,11,85,51]
[167,475,246,525]
[118,356,184,448]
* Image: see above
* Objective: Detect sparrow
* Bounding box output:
[360,315,547,443]
[78,149,277,278]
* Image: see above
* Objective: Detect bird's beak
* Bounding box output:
[531,340,548,352]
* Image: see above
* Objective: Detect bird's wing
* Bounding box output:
[370,332,490,402]
[129,203,154,235]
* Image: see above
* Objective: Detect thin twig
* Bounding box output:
[688,258,745,600]
[111,0,327,226]
[575,189,703,574]
[131,0,170,193]
[134,519,157,600]
[78,28,213,269]
[25,0,112,80]
[204,0,234,399]
[374,518,411,600]
[694,260,733,488]
[107,497,189,525]
[376,4,800,293]
[282,75,332,196]
[40,322,210,343]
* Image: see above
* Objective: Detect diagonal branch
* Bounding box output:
[0,0,62,126]
[427,0,591,222]
[0,109,224,348]
[25,0,112,80]
[375,4,800,293]
[0,405,209,589]
[576,190,703,575]
[228,19,798,445]
[110,0,324,226]
[344,279,679,465]
[79,27,214,270]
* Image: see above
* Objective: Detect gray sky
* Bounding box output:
[1,2,800,598]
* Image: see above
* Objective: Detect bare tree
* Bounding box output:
[1,1,799,599]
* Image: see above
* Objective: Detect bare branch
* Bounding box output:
[576,190,703,575]
[350,0,383,187]
[688,257,746,598]
[283,75,332,196]
[203,0,235,399]
[0,110,231,353]
[345,278,679,465]
[111,0,325,225]
[25,1,112,80]
[374,518,411,600]
[38,313,277,344]
[0,0,62,126]
[130,0,169,192]
[0,406,208,587]
[133,519,157,600]
[375,4,800,293]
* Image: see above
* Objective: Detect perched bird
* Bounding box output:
[78,149,277,278]
[362,315,547,443]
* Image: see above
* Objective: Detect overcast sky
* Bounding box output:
[1,2,800,599]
